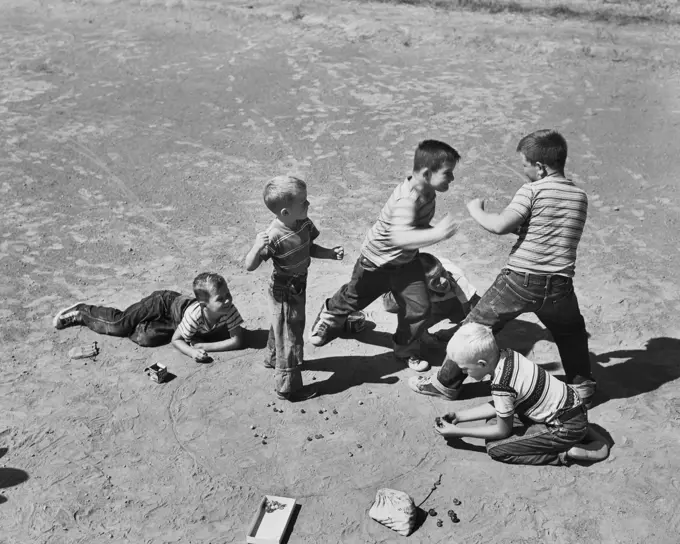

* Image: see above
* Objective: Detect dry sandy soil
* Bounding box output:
[1,1,680,543]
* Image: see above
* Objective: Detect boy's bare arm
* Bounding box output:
[310,243,344,261]
[193,326,244,352]
[245,232,269,271]
[390,213,458,250]
[171,328,212,362]
[436,403,513,441]
[467,198,524,235]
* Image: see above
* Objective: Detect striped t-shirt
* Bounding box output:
[361,178,436,268]
[261,218,320,277]
[491,349,581,423]
[505,175,587,277]
[176,301,244,343]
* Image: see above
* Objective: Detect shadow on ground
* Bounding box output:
[590,337,680,408]
[0,447,29,504]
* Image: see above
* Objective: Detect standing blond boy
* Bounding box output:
[245,176,343,401]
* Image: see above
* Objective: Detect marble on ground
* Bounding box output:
[1,1,679,543]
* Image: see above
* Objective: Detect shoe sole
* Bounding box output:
[53,302,85,329]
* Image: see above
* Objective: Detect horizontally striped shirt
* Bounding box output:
[505,174,587,278]
[361,177,436,268]
[262,218,320,277]
[176,301,244,343]
[491,349,580,423]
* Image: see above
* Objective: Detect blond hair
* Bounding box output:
[263,175,306,213]
[447,323,499,363]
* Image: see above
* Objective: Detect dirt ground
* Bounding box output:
[1,1,680,543]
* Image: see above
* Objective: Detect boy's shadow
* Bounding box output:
[310,350,400,397]
[590,337,680,409]
[243,328,269,350]
[0,448,29,505]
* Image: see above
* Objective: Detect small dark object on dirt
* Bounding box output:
[349,452,353,457]
[452,516,460,523]
[315,433,323,439]
[357,443,362,448]
[307,436,313,441]
[262,440,267,445]
[453,498,461,506]
[300,409,306,413]
[319,409,324,414]
[273,408,278,412]
[333,409,338,415]
[436,520,443,528]
[448,509,454,516]
[428,509,437,517]
[435,417,443,427]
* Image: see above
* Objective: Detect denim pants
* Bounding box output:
[324,255,431,359]
[266,275,306,395]
[383,292,465,336]
[486,404,588,466]
[438,269,592,391]
[78,290,193,347]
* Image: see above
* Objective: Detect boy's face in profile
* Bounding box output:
[281,188,309,222]
[201,284,233,315]
[427,161,456,192]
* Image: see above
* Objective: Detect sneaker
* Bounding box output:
[309,314,341,347]
[572,379,597,409]
[397,356,430,372]
[408,375,457,400]
[276,385,318,402]
[53,302,85,330]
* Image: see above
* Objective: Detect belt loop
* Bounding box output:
[523,272,529,287]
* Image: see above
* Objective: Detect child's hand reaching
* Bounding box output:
[333,246,345,260]
[255,231,270,251]
[435,412,460,438]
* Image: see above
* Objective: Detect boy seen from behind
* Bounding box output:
[410,130,596,406]
[245,176,344,402]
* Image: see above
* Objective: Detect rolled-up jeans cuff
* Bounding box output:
[431,374,460,400]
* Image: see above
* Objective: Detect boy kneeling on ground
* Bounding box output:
[434,323,609,466]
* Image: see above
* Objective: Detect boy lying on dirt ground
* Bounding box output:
[53,272,244,363]
[434,323,609,466]
[381,252,479,347]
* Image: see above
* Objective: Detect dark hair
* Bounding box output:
[193,272,228,301]
[263,175,307,213]
[516,129,567,170]
[419,253,444,281]
[413,140,461,173]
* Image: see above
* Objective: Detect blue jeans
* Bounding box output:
[266,275,306,395]
[486,404,588,466]
[78,290,194,347]
[438,269,592,391]
[324,255,431,358]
